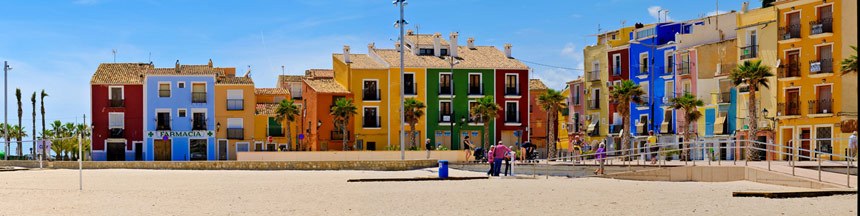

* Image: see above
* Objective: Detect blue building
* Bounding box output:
[143,62,218,161]
[628,22,685,141]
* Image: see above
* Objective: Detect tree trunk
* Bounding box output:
[285,120,292,152]
[747,86,758,160]
[41,101,46,159]
[409,123,416,150]
[342,121,348,151]
[621,108,630,161]
[548,108,557,161]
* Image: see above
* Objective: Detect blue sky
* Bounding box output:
[0,0,755,134]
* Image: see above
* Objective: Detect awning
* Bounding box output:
[714,116,727,135]
[586,122,596,134]
[636,122,645,135]
[660,121,670,134]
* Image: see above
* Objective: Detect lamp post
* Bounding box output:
[450,58,460,150]
[394,0,408,160]
[3,61,10,160]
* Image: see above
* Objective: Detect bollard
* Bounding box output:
[818,158,822,182]
[848,159,851,188]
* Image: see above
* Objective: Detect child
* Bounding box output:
[486,145,495,176]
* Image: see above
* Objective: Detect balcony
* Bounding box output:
[439,86,452,95]
[468,86,483,96]
[740,45,758,60]
[227,128,244,140]
[108,99,124,108]
[192,120,207,131]
[778,101,801,116]
[588,70,601,82]
[268,125,284,137]
[587,99,600,110]
[779,25,801,40]
[809,18,833,35]
[439,114,453,123]
[778,63,801,78]
[108,128,124,138]
[363,89,381,101]
[808,98,833,115]
[719,92,731,104]
[363,117,381,128]
[227,99,244,111]
[192,92,207,103]
[609,124,623,134]
[809,58,833,75]
[331,130,349,140]
[505,115,520,124]
[156,121,171,131]
[504,87,519,96]
[677,62,691,76]
[636,96,649,107]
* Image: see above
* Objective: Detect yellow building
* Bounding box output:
[253,88,296,151]
[774,0,849,160]
[214,69,256,160]
[582,32,609,146]
[556,87,571,150]
[332,45,393,150]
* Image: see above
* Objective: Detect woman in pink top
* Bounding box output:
[486,145,495,176]
[492,141,511,176]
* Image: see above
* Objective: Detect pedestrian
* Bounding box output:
[463,136,475,162]
[648,130,658,164]
[594,142,607,175]
[487,145,495,176]
[849,131,857,166]
[504,145,515,176]
[425,138,432,159]
[492,141,511,176]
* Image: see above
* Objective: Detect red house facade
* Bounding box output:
[607,47,629,135]
[90,63,148,161]
[495,68,530,146]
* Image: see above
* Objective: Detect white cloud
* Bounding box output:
[706,10,728,16]
[560,43,582,61]
[647,6,672,22]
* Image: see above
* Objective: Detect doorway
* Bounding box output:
[217,140,228,160]
[800,129,811,161]
[190,139,208,161]
[106,142,126,161]
[134,142,143,161]
[154,140,171,161]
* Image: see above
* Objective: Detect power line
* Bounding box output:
[519,59,583,71]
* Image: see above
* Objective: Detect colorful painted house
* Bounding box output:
[253,87,292,151]
[528,79,549,149]
[302,69,354,151]
[606,27,635,141]
[583,32,609,147]
[628,22,684,143]
[213,67,255,160]
[566,77,585,139]
[143,62,217,161]
[90,63,148,161]
[332,45,391,150]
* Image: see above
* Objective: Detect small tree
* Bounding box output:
[15,88,22,156]
[669,93,704,161]
[275,99,300,151]
[403,98,426,150]
[609,80,646,160]
[537,89,565,160]
[470,96,500,149]
[729,60,773,160]
[330,98,357,151]
[31,92,36,158]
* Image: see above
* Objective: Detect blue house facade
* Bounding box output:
[143,65,217,161]
[628,23,685,140]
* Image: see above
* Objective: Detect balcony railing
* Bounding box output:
[363,89,381,101]
[192,121,207,130]
[468,86,483,95]
[227,128,244,140]
[677,62,691,76]
[637,96,649,107]
[809,18,833,35]
[108,128,124,138]
[505,115,520,124]
[779,24,801,40]
[268,125,284,137]
[439,114,453,123]
[227,99,244,111]
[778,101,801,116]
[331,130,349,140]
[108,99,124,108]
[192,92,207,103]
[588,70,601,82]
[740,45,758,60]
[363,117,381,128]
[158,90,170,97]
[504,87,519,96]
[439,86,452,95]
[809,58,833,75]
[156,121,171,131]
[587,99,600,110]
[808,98,833,114]
[779,63,801,78]
[609,124,623,134]
[719,92,731,104]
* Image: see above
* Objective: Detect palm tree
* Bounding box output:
[330,98,357,151]
[15,88,22,156]
[470,96,500,149]
[49,120,64,160]
[0,123,6,159]
[40,90,48,158]
[62,122,75,160]
[669,93,704,161]
[842,46,857,74]
[537,89,565,160]
[609,80,646,160]
[31,92,36,158]
[10,125,27,157]
[729,60,773,160]
[403,98,426,150]
[275,99,300,151]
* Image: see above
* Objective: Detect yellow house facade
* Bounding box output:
[367,45,428,150]
[332,46,393,150]
[214,74,256,160]
[774,0,848,160]
[582,35,609,146]
[252,88,295,151]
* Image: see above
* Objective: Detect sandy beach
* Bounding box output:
[0,168,856,216]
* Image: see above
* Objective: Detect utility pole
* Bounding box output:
[395,0,407,160]
[4,61,10,160]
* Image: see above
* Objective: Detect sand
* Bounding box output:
[0,168,856,216]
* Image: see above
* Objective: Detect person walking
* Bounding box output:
[492,141,511,176]
[648,130,658,165]
[425,138,432,159]
[594,142,607,175]
[486,145,495,176]
[463,136,475,162]
[849,131,857,166]
[504,145,515,176]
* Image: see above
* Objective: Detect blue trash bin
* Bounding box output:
[438,160,449,179]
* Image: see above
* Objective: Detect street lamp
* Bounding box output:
[394,0,408,160]
[762,108,777,129]
[3,61,11,160]
[450,58,460,150]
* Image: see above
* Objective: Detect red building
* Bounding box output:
[607,46,629,135]
[90,63,148,161]
[495,68,530,147]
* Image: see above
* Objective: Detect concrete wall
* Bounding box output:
[0,160,437,171]
[604,166,843,189]
[237,150,466,162]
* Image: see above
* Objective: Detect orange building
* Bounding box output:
[302,69,354,151]
[528,79,549,149]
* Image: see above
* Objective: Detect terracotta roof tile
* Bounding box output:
[255,88,289,95]
[303,78,350,94]
[529,79,548,90]
[404,33,449,46]
[216,76,254,85]
[255,103,278,115]
[305,69,334,79]
[277,75,304,83]
[90,63,150,84]
[370,46,528,69]
[332,53,387,69]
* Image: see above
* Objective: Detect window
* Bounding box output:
[505,74,518,95]
[289,83,302,99]
[816,127,833,154]
[362,80,380,101]
[635,27,655,39]
[189,139,207,161]
[666,53,674,75]
[639,53,649,75]
[178,109,187,118]
[505,102,519,123]
[237,143,250,152]
[192,112,206,130]
[612,54,622,75]
[227,89,244,110]
[159,83,171,97]
[157,112,170,130]
[439,101,452,123]
[254,142,264,151]
[363,107,380,128]
[665,81,674,99]
[812,45,833,74]
[109,113,124,129]
[468,101,482,124]
[468,73,482,95]
[814,85,833,114]
[439,74,452,95]
[404,73,416,95]
[178,82,185,88]
[783,89,800,116]
[419,48,434,55]
[440,49,448,56]
[589,89,600,109]
[573,84,581,105]
[191,83,206,103]
[639,82,650,106]
[227,118,244,140]
[682,81,691,95]
[109,86,124,107]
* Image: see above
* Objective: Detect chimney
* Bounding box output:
[175,60,180,73]
[741,2,749,13]
[449,32,459,58]
[367,42,375,52]
[395,42,402,51]
[467,37,475,49]
[504,43,512,58]
[407,29,414,35]
[343,45,351,63]
[207,59,213,67]
[433,32,441,57]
